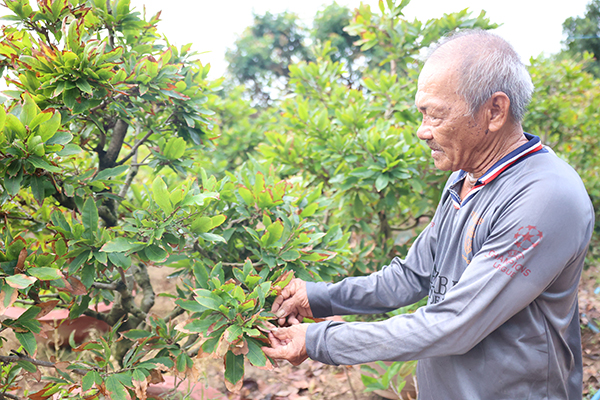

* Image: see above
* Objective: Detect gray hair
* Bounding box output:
[426,30,534,122]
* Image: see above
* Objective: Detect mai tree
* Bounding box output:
[0,0,348,398]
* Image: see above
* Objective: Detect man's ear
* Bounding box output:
[487,91,511,132]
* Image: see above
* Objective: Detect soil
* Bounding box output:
[2,264,600,399]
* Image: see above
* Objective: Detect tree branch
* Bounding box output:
[0,354,87,376]
[92,281,119,291]
[117,149,139,200]
[0,392,20,400]
[99,119,129,170]
[116,129,153,166]
[131,263,155,314]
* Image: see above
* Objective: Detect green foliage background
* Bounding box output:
[0,0,599,399]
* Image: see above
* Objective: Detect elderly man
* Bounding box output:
[263,30,594,399]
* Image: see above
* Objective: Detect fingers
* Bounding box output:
[271,295,284,314]
[262,325,309,366]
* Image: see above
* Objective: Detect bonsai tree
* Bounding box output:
[0,0,348,397]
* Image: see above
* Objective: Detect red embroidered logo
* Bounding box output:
[513,225,543,250]
[485,226,542,278]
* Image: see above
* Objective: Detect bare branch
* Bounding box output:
[0,392,20,400]
[131,263,155,314]
[116,129,153,166]
[0,354,87,376]
[92,281,119,291]
[99,119,129,170]
[118,161,139,198]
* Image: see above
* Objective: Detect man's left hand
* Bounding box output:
[262,324,309,366]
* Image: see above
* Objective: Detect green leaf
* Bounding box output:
[265,221,283,247]
[144,245,167,262]
[193,288,223,311]
[16,360,37,373]
[81,197,98,234]
[300,203,319,218]
[375,174,389,192]
[38,111,62,142]
[199,232,226,243]
[20,93,41,126]
[224,350,245,388]
[152,176,173,215]
[45,130,72,145]
[175,299,208,313]
[100,237,136,253]
[211,215,227,229]
[238,186,254,206]
[280,250,300,262]
[122,329,153,340]
[76,78,93,95]
[27,267,62,281]
[191,216,211,233]
[69,249,91,274]
[82,370,101,391]
[0,106,6,132]
[15,331,37,355]
[6,274,37,289]
[163,136,186,160]
[92,165,128,182]
[5,114,26,139]
[56,143,82,156]
[26,156,61,173]
[108,252,131,268]
[105,375,128,400]
[5,170,23,196]
[225,325,243,343]
[246,339,267,367]
[28,109,52,132]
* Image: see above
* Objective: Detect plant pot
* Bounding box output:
[4,303,111,348]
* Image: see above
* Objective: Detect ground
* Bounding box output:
[579,264,600,398]
[2,263,600,399]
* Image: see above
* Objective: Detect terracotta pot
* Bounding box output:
[4,304,111,347]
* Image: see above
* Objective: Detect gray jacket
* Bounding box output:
[305,134,594,399]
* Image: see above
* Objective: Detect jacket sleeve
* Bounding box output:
[305,180,594,366]
[306,219,437,318]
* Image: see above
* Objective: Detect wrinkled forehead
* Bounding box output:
[415,57,461,102]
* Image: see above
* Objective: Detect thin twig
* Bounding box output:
[0,354,87,376]
[118,147,139,198]
[344,366,358,400]
[116,129,153,166]
[0,392,20,400]
[92,281,119,290]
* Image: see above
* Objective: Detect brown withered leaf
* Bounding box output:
[72,341,99,352]
[15,247,28,274]
[35,300,60,319]
[25,368,42,383]
[225,377,244,393]
[148,369,165,385]
[174,318,194,334]
[0,287,19,315]
[255,357,275,371]
[215,331,230,358]
[28,385,55,400]
[54,361,70,373]
[134,377,148,400]
[60,275,87,295]
[231,338,249,356]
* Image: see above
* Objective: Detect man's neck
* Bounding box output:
[468,126,528,180]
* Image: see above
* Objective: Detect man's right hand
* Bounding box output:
[271,278,313,326]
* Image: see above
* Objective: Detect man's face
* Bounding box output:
[414,58,488,172]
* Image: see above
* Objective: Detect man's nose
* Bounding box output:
[416,122,432,141]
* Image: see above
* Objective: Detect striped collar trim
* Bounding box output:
[449,133,544,209]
